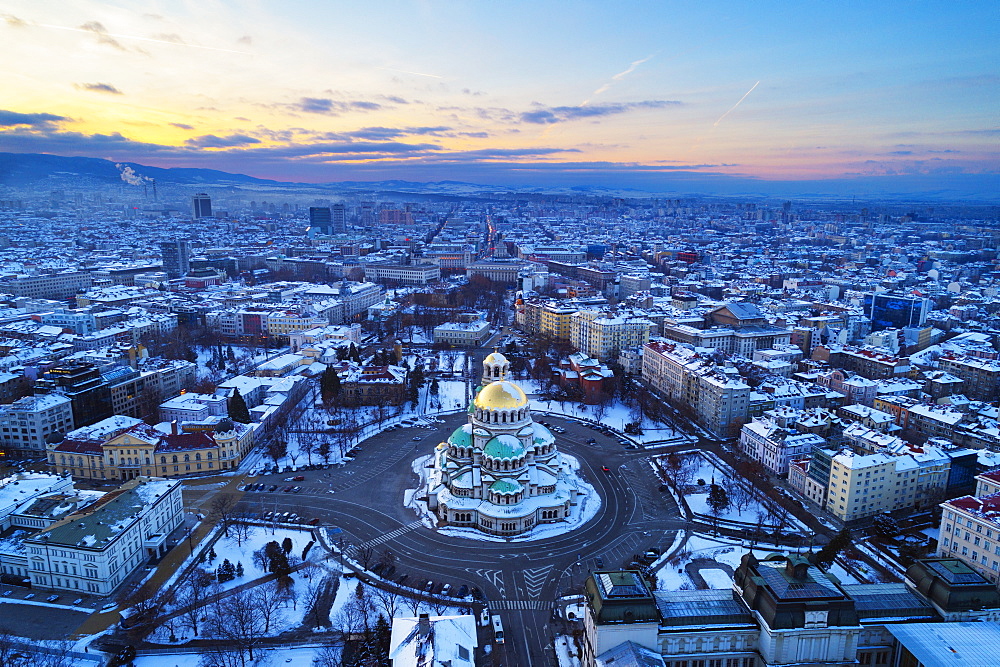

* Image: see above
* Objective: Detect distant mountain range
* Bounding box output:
[0,152,281,187]
[0,151,996,203]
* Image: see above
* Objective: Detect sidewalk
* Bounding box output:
[71,473,252,639]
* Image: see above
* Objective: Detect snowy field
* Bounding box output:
[146,524,327,645]
[134,646,330,667]
[671,451,810,533]
[655,533,811,591]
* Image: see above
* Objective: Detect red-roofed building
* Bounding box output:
[48,418,254,481]
[938,470,1000,586]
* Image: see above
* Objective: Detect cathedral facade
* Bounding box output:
[427,352,582,536]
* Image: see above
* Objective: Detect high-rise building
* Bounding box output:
[331,203,347,233]
[864,292,930,331]
[309,206,332,234]
[160,240,192,279]
[192,193,212,219]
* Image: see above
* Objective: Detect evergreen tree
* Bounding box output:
[217,558,236,582]
[235,561,244,578]
[227,388,252,423]
[320,366,341,403]
[429,377,439,395]
[282,537,293,555]
[373,614,391,663]
[814,528,852,568]
[349,343,361,362]
[226,345,237,363]
[207,547,216,563]
[707,484,730,515]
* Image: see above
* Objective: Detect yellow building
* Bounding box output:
[539,304,576,341]
[49,419,254,481]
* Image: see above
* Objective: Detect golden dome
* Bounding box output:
[474,380,528,410]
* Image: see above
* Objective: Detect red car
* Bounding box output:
[601,466,611,473]
[292,475,305,481]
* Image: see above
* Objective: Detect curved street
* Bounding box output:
[239,411,686,666]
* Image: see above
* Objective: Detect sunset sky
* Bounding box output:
[1,1,997,191]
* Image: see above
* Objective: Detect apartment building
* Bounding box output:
[937,353,1000,402]
[571,311,653,361]
[823,444,950,522]
[539,303,577,341]
[642,340,750,438]
[938,471,1000,585]
[0,393,75,458]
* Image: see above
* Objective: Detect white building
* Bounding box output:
[739,419,826,476]
[0,475,183,596]
[938,470,1000,584]
[571,310,653,361]
[433,320,491,347]
[20,477,183,595]
[427,353,582,536]
[0,393,75,458]
[389,613,478,667]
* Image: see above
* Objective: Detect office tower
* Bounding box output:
[331,203,347,233]
[192,193,212,219]
[864,292,931,331]
[160,239,192,279]
[309,206,332,235]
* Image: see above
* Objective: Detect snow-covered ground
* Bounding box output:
[145,525,326,645]
[134,646,329,667]
[654,533,810,591]
[405,453,602,543]
[673,451,810,533]
[701,568,733,589]
[518,379,688,444]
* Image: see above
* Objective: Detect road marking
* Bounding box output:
[469,568,506,597]
[491,599,552,610]
[522,566,553,599]
[347,520,423,556]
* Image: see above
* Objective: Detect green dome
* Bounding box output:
[489,479,522,494]
[483,434,525,459]
[448,424,473,448]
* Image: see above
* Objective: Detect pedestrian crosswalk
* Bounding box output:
[490,599,552,611]
[350,520,424,554]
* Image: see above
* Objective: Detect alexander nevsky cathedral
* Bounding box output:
[427,352,584,536]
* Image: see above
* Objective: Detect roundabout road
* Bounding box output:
[238,412,684,666]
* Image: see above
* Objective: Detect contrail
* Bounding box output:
[583,55,654,104]
[377,66,443,79]
[37,23,250,54]
[714,80,759,127]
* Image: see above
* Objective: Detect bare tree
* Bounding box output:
[177,570,216,637]
[371,585,401,620]
[313,644,343,667]
[208,493,240,537]
[356,544,375,570]
[726,478,754,515]
[231,517,252,547]
[300,569,332,630]
[252,581,287,634]
[403,592,423,617]
[206,588,266,663]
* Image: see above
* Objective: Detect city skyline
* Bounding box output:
[1,1,997,194]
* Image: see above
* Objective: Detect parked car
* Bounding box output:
[72,598,83,605]
[46,594,60,602]
[292,475,305,481]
